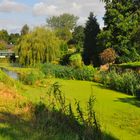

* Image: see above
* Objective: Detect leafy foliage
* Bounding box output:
[0,40,7,50]
[21,24,29,35]
[41,63,97,81]
[46,13,79,31]
[19,71,45,85]
[8,33,20,45]
[71,25,85,52]
[0,29,9,42]
[55,27,72,41]
[16,27,61,66]
[69,53,83,68]
[95,70,140,96]
[98,0,140,63]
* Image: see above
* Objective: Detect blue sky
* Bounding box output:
[0,0,105,33]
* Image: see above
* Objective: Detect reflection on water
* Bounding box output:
[1,68,19,80]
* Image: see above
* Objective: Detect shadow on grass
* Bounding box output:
[0,111,78,140]
[114,97,140,108]
[103,133,119,140]
[0,112,34,140]
[0,109,119,140]
[94,83,140,108]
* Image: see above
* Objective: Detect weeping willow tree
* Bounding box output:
[16,27,61,66]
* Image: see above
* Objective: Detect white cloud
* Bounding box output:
[0,0,105,33]
[33,2,61,16]
[0,18,21,33]
[32,0,105,26]
[0,0,28,13]
[33,0,105,16]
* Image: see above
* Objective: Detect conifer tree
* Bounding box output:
[83,12,100,66]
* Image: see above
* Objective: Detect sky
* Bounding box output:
[0,0,105,33]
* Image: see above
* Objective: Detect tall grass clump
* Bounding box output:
[34,82,102,140]
[69,53,83,68]
[40,63,97,81]
[96,70,140,96]
[19,71,45,85]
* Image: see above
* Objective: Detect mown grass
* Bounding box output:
[53,79,140,140]
[1,64,140,139]
[0,69,102,140]
[0,78,94,139]
[19,78,140,140]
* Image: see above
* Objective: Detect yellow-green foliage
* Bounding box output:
[0,40,7,50]
[69,53,83,68]
[16,27,61,66]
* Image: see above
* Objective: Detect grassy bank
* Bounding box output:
[0,69,101,140]
[0,64,140,139]
[19,78,140,140]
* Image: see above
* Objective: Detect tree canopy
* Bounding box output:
[0,40,7,50]
[16,27,61,66]
[98,0,140,63]
[71,26,85,52]
[9,33,20,45]
[0,29,9,42]
[21,24,30,35]
[46,13,79,31]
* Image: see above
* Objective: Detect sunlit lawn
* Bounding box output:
[21,78,140,140]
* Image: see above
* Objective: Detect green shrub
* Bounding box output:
[41,63,97,81]
[96,70,140,96]
[69,53,83,68]
[20,71,45,85]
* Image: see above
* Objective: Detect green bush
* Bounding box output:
[41,63,97,81]
[69,53,83,68]
[20,71,45,85]
[96,70,140,96]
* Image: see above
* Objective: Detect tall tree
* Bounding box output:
[55,27,72,41]
[9,33,20,45]
[72,25,85,52]
[21,24,29,35]
[83,12,100,66]
[16,27,61,66]
[0,40,7,50]
[98,0,140,63]
[46,13,79,31]
[0,29,9,42]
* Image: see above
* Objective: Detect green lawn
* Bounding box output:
[0,64,140,140]
[20,78,140,140]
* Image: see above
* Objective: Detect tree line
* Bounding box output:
[0,0,139,66]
